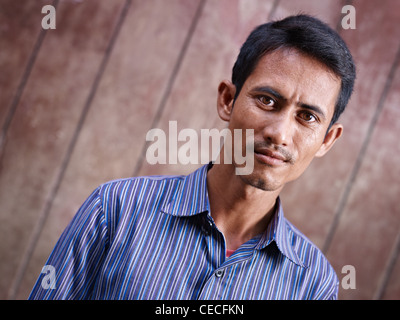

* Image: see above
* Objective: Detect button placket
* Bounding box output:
[201,216,214,236]
[201,225,210,236]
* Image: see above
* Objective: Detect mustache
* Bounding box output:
[253,141,295,164]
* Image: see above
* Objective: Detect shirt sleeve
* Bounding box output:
[28,187,109,299]
[325,279,339,300]
[312,266,339,300]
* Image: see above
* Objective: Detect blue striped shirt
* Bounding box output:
[29,163,338,300]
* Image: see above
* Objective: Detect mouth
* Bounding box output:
[254,148,289,167]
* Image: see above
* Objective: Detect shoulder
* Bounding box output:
[92,173,184,221]
[94,164,210,217]
[97,174,185,199]
[284,218,339,299]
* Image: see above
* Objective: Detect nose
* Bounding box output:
[262,111,293,147]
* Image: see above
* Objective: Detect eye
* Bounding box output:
[257,96,275,107]
[298,111,318,123]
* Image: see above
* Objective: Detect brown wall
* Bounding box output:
[1,0,399,300]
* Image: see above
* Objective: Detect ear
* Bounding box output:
[315,123,343,158]
[217,80,236,122]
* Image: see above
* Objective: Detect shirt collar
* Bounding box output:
[160,163,211,217]
[256,198,307,268]
[161,163,307,268]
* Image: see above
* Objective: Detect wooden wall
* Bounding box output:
[1,0,399,300]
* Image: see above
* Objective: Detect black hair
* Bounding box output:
[232,14,356,127]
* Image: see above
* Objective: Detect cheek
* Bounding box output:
[294,132,325,165]
[231,95,259,121]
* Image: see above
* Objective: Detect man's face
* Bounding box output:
[218,48,343,191]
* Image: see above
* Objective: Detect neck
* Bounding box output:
[206,163,281,251]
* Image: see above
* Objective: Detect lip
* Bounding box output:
[254,148,287,166]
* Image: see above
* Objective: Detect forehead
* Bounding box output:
[245,48,341,118]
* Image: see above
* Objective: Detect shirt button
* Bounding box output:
[215,269,224,278]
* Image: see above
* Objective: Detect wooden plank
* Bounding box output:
[0,0,48,139]
[381,237,400,299]
[16,0,202,299]
[327,45,400,299]
[1,0,127,299]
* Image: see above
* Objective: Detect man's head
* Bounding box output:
[216,15,356,192]
[232,14,356,129]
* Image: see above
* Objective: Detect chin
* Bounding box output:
[240,173,283,192]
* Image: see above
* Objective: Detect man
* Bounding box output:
[29,14,355,300]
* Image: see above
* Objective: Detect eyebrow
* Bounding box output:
[251,85,327,120]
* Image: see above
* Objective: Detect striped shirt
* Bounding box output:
[29,163,338,300]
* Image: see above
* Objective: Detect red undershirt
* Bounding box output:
[226,249,235,257]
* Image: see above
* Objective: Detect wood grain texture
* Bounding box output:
[327,40,400,299]
[1,0,127,299]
